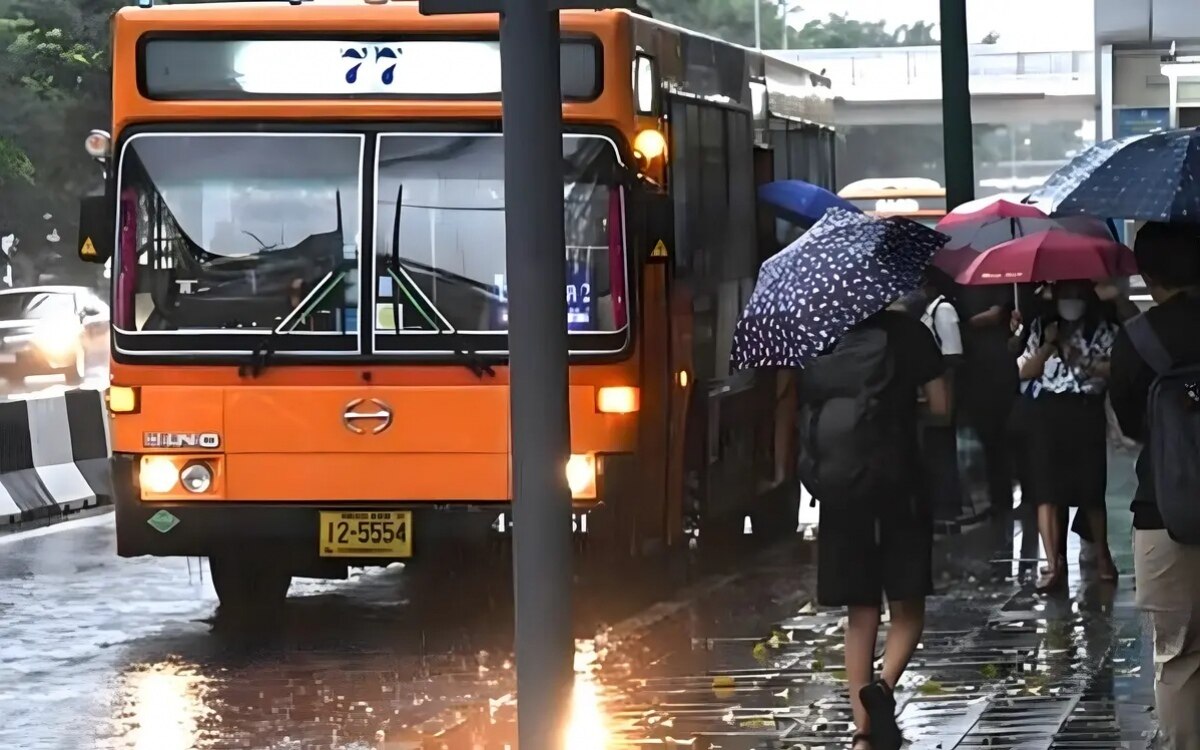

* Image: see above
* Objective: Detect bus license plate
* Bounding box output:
[319,511,411,558]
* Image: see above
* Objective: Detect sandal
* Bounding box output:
[859,680,902,750]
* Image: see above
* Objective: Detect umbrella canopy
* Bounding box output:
[934,196,1113,275]
[954,229,1137,286]
[757,180,863,226]
[731,207,946,369]
[1031,128,1200,223]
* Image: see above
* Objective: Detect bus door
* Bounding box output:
[751,145,795,492]
[636,188,676,556]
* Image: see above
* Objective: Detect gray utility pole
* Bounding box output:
[754,0,762,48]
[939,0,975,209]
[781,0,788,50]
[418,0,631,746]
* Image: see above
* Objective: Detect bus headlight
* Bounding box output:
[140,457,179,494]
[180,462,213,494]
[566,454,597,499]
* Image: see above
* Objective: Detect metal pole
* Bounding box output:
[500,1,575,748]
[781,0,788,50]
[939,0,975,209]
[754,0,761,49]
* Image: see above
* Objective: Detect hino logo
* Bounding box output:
[143,432,221,449]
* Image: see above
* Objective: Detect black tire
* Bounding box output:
[209,551,292,619]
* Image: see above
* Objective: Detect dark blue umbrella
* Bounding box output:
[758,180,863,226]
[1031,128,1200,223]
[731,208,946,369]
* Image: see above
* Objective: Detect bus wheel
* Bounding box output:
[209,551,292,619]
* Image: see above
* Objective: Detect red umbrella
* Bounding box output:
[955,229,1137,286]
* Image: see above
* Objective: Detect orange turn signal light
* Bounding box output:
[597,386,639,414]
[107,386,139,414]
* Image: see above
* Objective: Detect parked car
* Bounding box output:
[0,286,108,386]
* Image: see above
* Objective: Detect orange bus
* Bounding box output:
[837,178,946,228]
[76,0,836,612]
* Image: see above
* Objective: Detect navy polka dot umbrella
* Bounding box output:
[731,207,948,370]
[1031,128,1200,223]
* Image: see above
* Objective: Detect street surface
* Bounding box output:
[0,439,1158,750]
[0,361,109,402]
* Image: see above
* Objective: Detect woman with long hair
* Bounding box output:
[1017,280,1120,590]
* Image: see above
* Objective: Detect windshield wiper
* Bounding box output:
[239,263,350,378]
[388,182,495,379]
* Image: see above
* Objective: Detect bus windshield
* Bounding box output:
[114,133,362,345]
[372,133,628,351]
[112,130,628,357]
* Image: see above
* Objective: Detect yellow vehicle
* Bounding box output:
[76,0,836,612]
[838,178,947,227]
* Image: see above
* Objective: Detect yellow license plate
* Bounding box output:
[319,511,412,558]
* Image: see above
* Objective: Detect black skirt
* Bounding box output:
[1024,393,1108,509]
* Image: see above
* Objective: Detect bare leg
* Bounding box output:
[880,598,927,689]
[1037,503,1065,589]
[846,604,882,736]
[1041,506,1070,575]
[1084,508,1117,581]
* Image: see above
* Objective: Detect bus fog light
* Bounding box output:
[140,457,179,494]
[565,454,596,499]
[180,462,213,494]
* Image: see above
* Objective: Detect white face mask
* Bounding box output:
[1057,299,1087,321]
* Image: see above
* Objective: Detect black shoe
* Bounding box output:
[859,680,901,750]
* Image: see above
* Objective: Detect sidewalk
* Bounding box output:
[608,452,1157,749]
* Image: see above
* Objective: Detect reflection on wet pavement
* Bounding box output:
[0,451,1157,749]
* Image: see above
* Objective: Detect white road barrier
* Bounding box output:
[0,389,111,527]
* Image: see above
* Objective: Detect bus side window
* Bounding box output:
[668,98,702,278]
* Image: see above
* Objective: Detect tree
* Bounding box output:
[0,0,117,284]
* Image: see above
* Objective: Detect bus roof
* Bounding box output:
[111,1,835,132]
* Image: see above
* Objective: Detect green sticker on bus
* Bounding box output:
[147,510,180,534]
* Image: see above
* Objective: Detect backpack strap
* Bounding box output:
[1126,313,1174,376]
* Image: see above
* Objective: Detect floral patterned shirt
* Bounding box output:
[1018,316,1118,397]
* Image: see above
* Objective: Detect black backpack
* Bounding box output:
[1127,313,1200,544]
[796,326,904,507]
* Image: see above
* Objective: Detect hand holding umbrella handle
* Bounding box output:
[1043,321,1060,347]
[1094,280,1123,302]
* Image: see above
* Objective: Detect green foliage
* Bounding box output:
[0,136,35,186]
[0,0,118,276]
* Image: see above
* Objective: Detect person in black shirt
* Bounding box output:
[957,285,1019,518]
[809,310,947,750]
[1109,221,1200,748]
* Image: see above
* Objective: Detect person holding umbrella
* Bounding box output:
[941,228,1137,590]
[1017,281,1122,589]
[1109,222,1200,749]
[732,208,950,750]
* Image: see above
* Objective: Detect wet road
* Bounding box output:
[0,362,109,402]
[0,448,1159,750]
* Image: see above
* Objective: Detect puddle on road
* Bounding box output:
[4,453,1157,750]
[72,513,1156,750]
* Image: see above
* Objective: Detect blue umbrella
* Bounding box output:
[758,180,863,226]
[731,208,947,370]
[1031,128,1200,223]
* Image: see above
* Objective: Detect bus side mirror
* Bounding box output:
[77,192,113,264]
